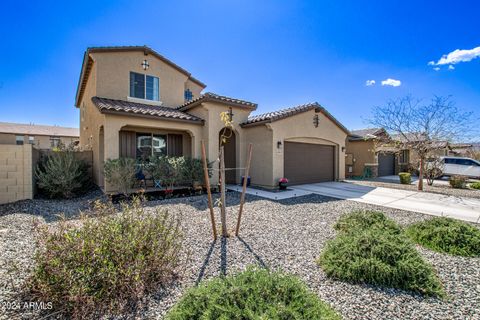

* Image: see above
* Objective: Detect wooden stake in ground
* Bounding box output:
[235,143,253,236]
[219,146,228,237]
[201,141,217,240]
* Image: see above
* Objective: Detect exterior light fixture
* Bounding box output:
[277,141,282,149]
[142,59,150,70]
[228,107,234,121]
[341,146,346,152]
[313,114,319,127]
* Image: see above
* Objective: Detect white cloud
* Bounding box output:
[365,80,376,86]
[448,65,455,70]
[429,46,480,66]
[433,67,440,71]
[381,78,401,87]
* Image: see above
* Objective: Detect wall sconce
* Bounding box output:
[341,146,346,152]
[313,114,319,127]
[277,141,282,149]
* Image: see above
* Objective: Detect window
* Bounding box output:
[50,137,61,148]
[130,72,159,101]
[136,133,166,160]
[15,135,24,145]
[28,136,35,144]
[184,89,193,102]
[399,150,409,164]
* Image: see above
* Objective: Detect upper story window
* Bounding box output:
[28,136,35,144]
[184,89,193,102]
[130,72,159,101]
[50,137,61,148]
[16,135,24,145]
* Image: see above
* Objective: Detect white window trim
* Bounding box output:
[127,96,163,106]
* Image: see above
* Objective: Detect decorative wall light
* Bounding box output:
[228,107,234,122]
[277,141,282,149]
[142,59,150,70]
[341,146,346,152]
[313,114,319,127]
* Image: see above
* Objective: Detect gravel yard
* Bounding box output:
[1,191,479,319]
[347,179,480,199]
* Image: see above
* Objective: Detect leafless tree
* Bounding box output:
[369,95,476,190]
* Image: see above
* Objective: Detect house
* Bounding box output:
[0,122,79,149]
[75,46,348,192]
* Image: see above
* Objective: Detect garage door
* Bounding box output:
[284,142,335,185]
[378,153,395,176]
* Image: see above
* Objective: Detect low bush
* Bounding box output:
[35,151,91,198]
[165,267,340,320]
[318,211,444,297]
[406,217,480,257]
[469,181,480,190]
[104,158,137,195]
[29,198,183,319]
[399,172,412,185]
[449,175,467,189]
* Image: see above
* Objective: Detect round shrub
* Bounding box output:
[29,199,182,318]
[334,210,401,234]
[165,267,340,320]
[398,172,412,185]
[406,217,480,257]
[104,157,137,195]
[449,175,467,189]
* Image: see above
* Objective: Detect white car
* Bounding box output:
[441,157,480,178]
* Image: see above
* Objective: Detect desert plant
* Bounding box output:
[425,157,444,186]
[29,198,182,319]
[406,217,480,257]
[399,172,412,184]
[469,181,480,190]
[180,157,208,187]
[449,175,467,189]
[318,211,444,297]
[146,156,179,189]
[103,158,137,195]
[35,151,90,198]
[165,267,340,320]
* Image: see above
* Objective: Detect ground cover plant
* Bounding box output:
[28,198,182,319]
[35,151,91,198]
[318,211,444,297]
[406,217,480,257]
[469,181,480,190]
[165,267,340,320]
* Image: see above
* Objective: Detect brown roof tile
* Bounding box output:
[0,122,79,137]
[92,97,204,124]
[177,92,257,111]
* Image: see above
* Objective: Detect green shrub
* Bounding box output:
[146,156,181,189]
[449,175,467,189]
[166,267,340,320]
[318,212,444,297]
[180,157,208,187]
[399,172,412,184]
[104,158,137,195]
[406,217,480,257]
[29,198,182,319]
[469,181,480,190]
[334,210,401,234]
[35,151,91,198]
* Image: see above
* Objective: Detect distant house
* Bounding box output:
[0,122,79,149]
[75,45,349,191]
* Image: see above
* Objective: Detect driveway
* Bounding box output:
[292,182,480,223]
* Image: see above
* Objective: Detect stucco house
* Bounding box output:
[75,46,348,192]
[0,122,79,149]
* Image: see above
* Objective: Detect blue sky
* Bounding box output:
[0,0,479,130]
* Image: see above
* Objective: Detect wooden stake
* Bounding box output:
[219,146,228,237]
[201,141,217,240]
[235,143,253,236]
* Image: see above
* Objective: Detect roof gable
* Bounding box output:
[177,92,257,111]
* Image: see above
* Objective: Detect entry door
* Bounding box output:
[220,129,236,184]
[378,153,395,176]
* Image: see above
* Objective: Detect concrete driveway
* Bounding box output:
[292,182,480,223]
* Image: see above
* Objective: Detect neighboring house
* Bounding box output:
[0,122,79,149]
[75,45,349,191]
[448,143,474,157]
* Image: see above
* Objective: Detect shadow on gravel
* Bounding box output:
[237,236,267,268]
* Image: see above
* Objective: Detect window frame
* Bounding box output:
[129,72,159,101]
[15,135,24,145]
[398,149,410,164]
[28,136,35,144]
[50,137,61,148]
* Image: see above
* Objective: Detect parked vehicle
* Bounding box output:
[432,157,480,179]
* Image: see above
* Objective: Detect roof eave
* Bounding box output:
[99,109,205,125]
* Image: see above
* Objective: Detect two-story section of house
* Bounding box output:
[75,45,349,192]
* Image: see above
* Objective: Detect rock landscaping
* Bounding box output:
[1,191,479,319]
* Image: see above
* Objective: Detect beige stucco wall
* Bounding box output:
[243,125,273,187]
[92,51,201,108]
[264,109,347,186]
[345,140,376,176]
[0,133,77,149]
[0,144,34,204]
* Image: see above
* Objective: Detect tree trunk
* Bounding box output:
[418,156,424,191]
[219,146,228,237]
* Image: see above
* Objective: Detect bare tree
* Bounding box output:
[369,95,475,190]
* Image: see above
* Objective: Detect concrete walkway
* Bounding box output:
[227,182,480,223]
[293,182,480,223]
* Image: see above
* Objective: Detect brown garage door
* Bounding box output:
[284,142,335,185]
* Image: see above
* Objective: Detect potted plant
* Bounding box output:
[278,178,288,190]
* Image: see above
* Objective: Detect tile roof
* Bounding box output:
[350,128,384,138]
[240,102,349,133]
[0,122,79,137]
[177,92,257,111]
[92,97,204,124]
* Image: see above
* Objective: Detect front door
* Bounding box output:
[219,128,236,184]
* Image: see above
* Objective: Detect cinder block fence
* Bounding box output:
[0,144,38,204]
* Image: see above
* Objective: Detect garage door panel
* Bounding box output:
[378,153,395,176]
[284,142,335,185]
